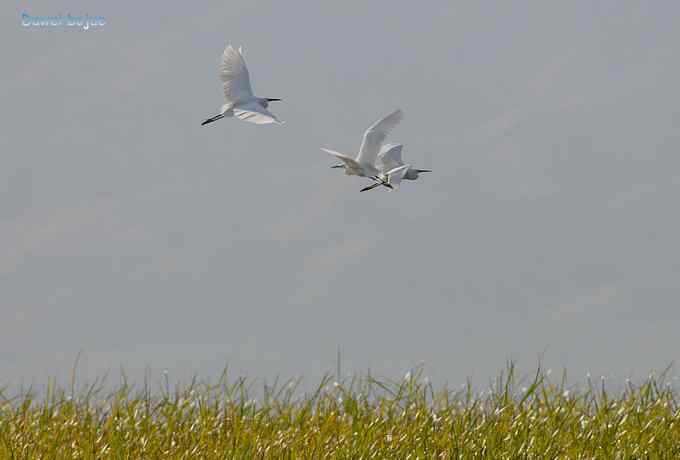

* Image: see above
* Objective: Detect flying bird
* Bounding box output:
[201,45,283,126]
[322,109,403,188]
[360,144,432,192]
[381,143,432,182]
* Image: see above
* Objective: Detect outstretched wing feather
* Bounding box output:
[378,143,404,171]
[220,45,254,105]
[357,109,403,165]
[233,101,283,125]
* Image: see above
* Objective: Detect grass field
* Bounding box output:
[1,365,679,458]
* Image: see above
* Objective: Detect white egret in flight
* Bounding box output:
[379,143,432,181]
[201,45,283,126]
[322,109,403,188]
[360,143,432,192]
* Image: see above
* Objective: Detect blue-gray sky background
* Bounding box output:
[2,1,680,388]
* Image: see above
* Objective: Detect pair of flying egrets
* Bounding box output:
[201,45,431,192]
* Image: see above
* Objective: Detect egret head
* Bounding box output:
[260,98,282,108]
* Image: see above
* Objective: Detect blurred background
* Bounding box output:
[2,1,680,388]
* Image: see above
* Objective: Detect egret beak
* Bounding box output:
[416,169,433,173]
[330,164,344,169]
[266,98,282,102]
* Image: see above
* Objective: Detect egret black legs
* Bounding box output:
[201,113,225,126]
[360,177,393,192]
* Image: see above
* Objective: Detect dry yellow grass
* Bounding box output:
[1,365,680,458]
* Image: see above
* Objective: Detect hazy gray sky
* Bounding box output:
[3,1,680,388]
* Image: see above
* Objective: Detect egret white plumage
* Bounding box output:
[322,109,403,188]
[201,45,283,126]
[360,143,432,192]
[379,143,432,181]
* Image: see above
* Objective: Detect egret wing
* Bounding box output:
[233,101,283,125]
[385,164,410,189]
[378,143,404,171]
[220,45,254,105]
[357,109,403,165]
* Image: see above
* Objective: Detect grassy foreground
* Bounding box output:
[1,366,679,458]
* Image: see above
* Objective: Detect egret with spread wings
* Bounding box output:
[322,109,403,188]
[201,45,283,126]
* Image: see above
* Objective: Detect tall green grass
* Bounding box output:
[1,365,679,458]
